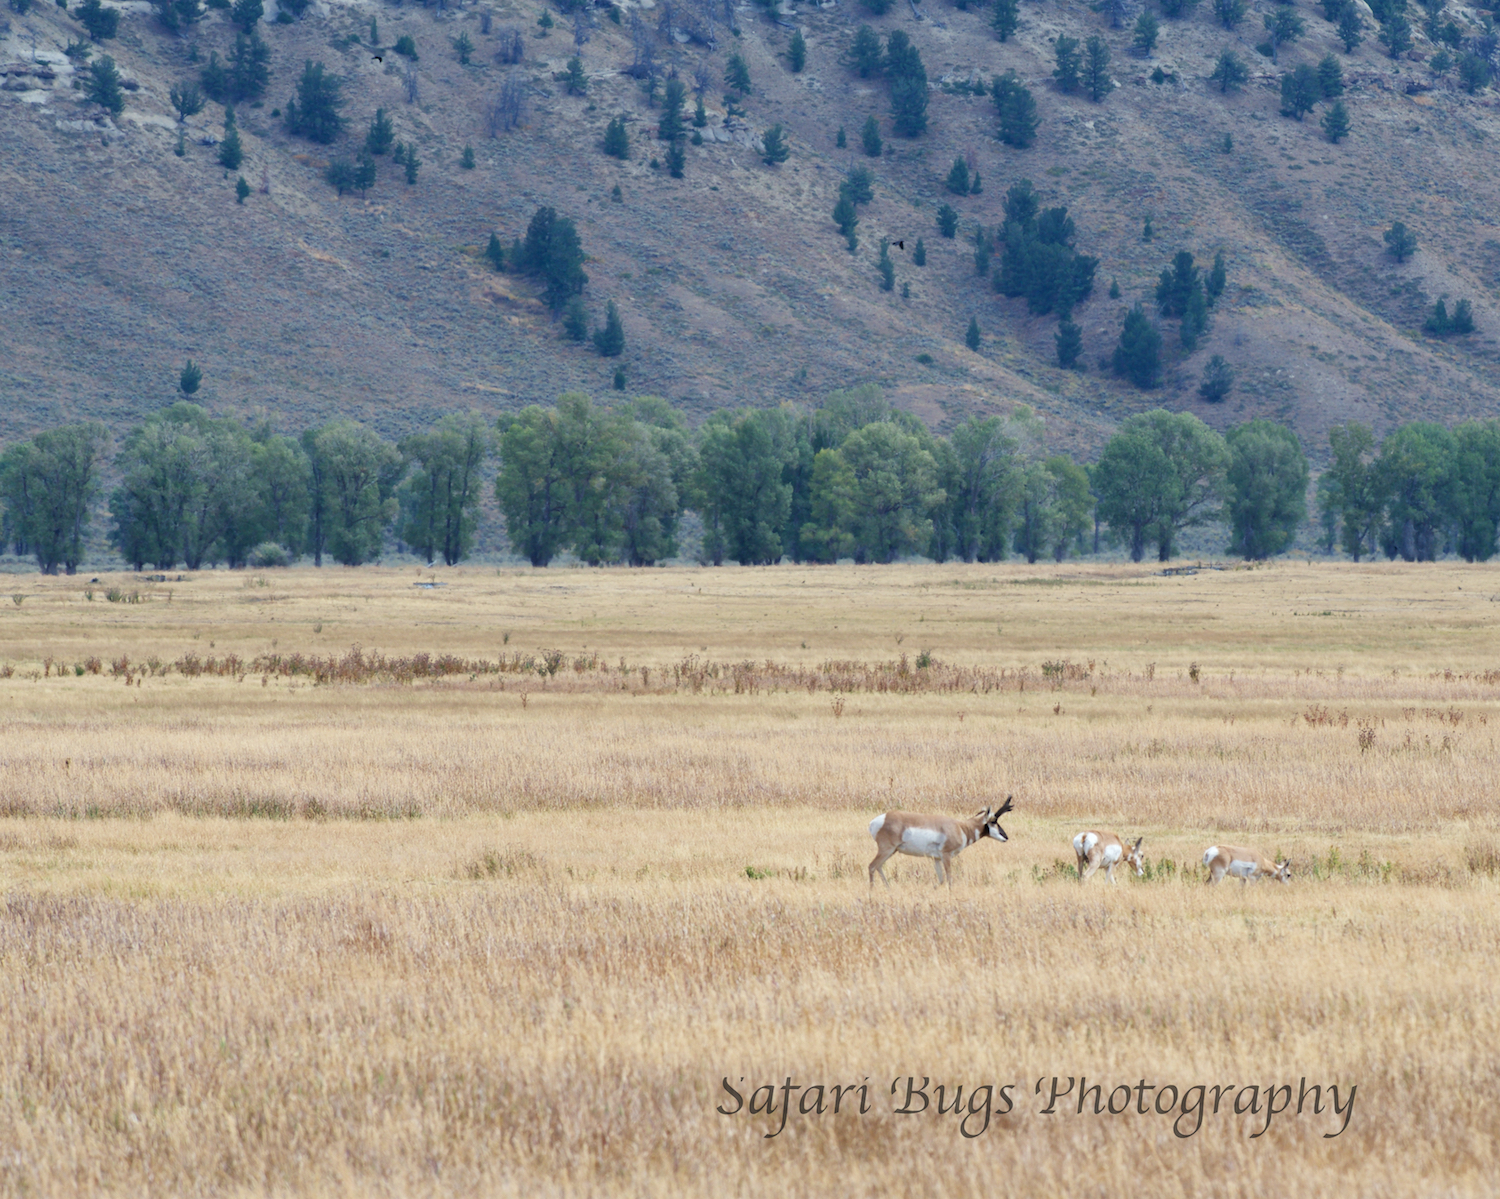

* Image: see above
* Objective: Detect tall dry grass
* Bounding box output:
[1,562,1499,1194]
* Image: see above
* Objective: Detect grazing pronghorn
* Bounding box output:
[1072,831,1145,885]
[1203,845,1292,886]
[868,797,1014,889]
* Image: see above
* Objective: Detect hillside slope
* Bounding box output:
[4,0,1500,457]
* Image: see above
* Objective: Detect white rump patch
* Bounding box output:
[1073,831,1098,857]
[869,814,886,838]
[900,827,948,858]
[1228,859,1259,878]
[1203,846,1220,867]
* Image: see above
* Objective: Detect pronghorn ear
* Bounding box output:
[1133,837,1143,851]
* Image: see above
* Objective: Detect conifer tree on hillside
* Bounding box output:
[946,156,970,194]
[1318,54,1345,97]
[1384,220,1417,261]
[659,78,686,141]
[761,124,789,166]
[486,232,505,272]
[284,60,344,144]
[1213,0,1246,26]
[991,0,1018,41]
[913,238,926,266]
[994,71,1038,147]
[87,54,124,115]
[885,31,928,136]
[966,316,981,351]
[218,113,243,170]
[1113,305,1162,388]
[849,24,883,77]
[862,114,883,157]
[1133,12,1160,54]
[594,300,625,356]
[1264,5,1306,62]
[604,115,630,158]
[725,53,751,96]
[1322,99,1351,143]
[230,0,261,33]
[1210,49,1249,93]
[938,203,959,238]
[170,80,204,122]
[1083,35,1112,102]
[1056,318,1082,369]
[1053,36,1080,93]
[789,30,807,73]
[1337,6,1364,52]
[76,0,118,41]
[366,108,394,155]
[878,239,895,291]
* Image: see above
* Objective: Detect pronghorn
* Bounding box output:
[1072,831,1145,885]
[868,797,1013,889]
[1203,844,1292,886]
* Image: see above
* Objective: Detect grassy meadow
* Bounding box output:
[1,561,1498,1195]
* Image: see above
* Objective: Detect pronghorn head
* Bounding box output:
[1125,836,1146,877]
[983,795,1014,842]
[1271,858,1292,884]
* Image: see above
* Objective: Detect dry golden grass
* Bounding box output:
[2,562,1499,1195]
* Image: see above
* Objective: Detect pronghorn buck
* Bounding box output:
[1203,845,1292,886]
[1072,831,1145,885]
[867,797,1013,889]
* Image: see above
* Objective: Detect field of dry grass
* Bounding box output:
[2,561,1499,1195]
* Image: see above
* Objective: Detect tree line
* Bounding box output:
[9,397,1500,573]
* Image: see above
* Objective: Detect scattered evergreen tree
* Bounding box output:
[486,232,505,272]
[1322,99,1351,142]
[994,71,1038,147]
[395,34,418,59]
[1109,277,1121,298]
[840,165,875,206]
[1112,304,1162,388]
[76,0,118,41]
[970,169,983,195]
[1210,49,1249,93]
[667,138,685,176]
[223,32,271,104]
[1143,215,1154,240]
[1213,0,1246,25]
[404,144,420,184]
[1263,6,1306,61]
[180,359,202,395]
[284,60,344,144]
[1378,13,1412,57]
[1199,353,1235,402]
[86,54,124,115]
[1424,297,1476,336]
[461,144,475,169]
[536,10,551,35]
[563,296,590,342]
[974,227,992,277]
[694,97,707,127]
[835,125,847,147]
[235,174,250,203]
[659,78,686,141]
[878,239,895,291]
[1181,285,1209,350]
[833,195,858,242]
[170,80,204,121]
[1225,420,1308,558]
[1207,250,1228,303]
[564,55,587,95]
[353,148,376,197]
[938,203,959,238]
[913,238,926,266]
[1281,63,1322,120]
[1053,36,1080,93]
[1056,318,1082,368]
[946,156,970,194]
[1459,51,1492,93]
[725,53,751,96]
[861,0,893,12]
[849,24,883,77]
[886,30,928,136]
[369,15,378,44]
[366,107,394,155]
[992,0,1018,40]
[1318,54,1345,97]
[594,300,625,356]
[1084,35,1112,102]
[521,207,589,311]
[1384,220,1417,261]
[1159,0,1199,16]
[229,0,260,33]
[862,114,883,156]
[152,0,205,35]
[995,181,1099,316]
[604,114,630,158]
[613,367,627,390]
[1337,6,1364,52]
[326,158,355,196]
[762,123,789,165]
[218,114,243,170]
[1133,12,1160,54]
[966,316,981,350]
[789,30,807,73]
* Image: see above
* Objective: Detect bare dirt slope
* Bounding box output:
[4,0,1500,455]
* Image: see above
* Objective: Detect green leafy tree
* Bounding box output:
[76,0,118,40]
[862,114,883,156]
[992,0,1018,40]
[1198,353,1235,402]
[1324,422,1384,560]
[495,407,567,566]
[725,53,751,96]
[604,114,629,158]
[230,0,260,32]
[1210,49,1249,93]
[798,449,857,564]
[1224,420,1308,558]
[1322,98,1351,142]
[762,124,790,165]
[1102,410,1228,560]
[0,422,109,574]
[938,204,958,238]
[302,420,402,566]
[1054,36,1080,92]
[929,414,1020,562]
[1213,0,1247,26]
[1014,451,1094,564]
[594,299,625,356]
[87,54,124,115]
[838,421,942,563]
[849,24,883,77]
[994,71,1038,147]
[615,399,689,567]
[1377,422,1454,561]
[1337,6,1363,52]
[1084,35,1112,102]
[398,413,491,565]
[789,30,807,73]
[1384,220,1417,261]
[1056,318,1082,368]
[284,60,344,143]
[1133,13,1160,54]
[1449,421,1500,562]
[1112,304,1162,389]
[693,408,796,565]
[1280,63,1322,120]
[1378,13,1412,58]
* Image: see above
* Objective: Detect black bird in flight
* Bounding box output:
[372,55,384,63]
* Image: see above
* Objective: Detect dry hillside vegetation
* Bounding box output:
[1,561,1499,1193]
[4,0,1500,455]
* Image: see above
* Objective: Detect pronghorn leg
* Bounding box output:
[869,847,896,889]
[1106,861,1117,884]
[1076,854,1088,882]
[1206,864,1224,886]
[1081,855,1102,883]
[932,858,946,887]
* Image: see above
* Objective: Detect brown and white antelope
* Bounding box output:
[1203,845,1292,886]
[867,797,1013,889]
[1072,831,1145,884]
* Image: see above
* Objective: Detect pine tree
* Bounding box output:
[946,156,970,194]
[604,115,629,159]
[86,54,124,116]
[667,138,685,177]
[965,316,981,350]
[1318,54,1345,97]
[326,159,354,196]
[1384,221,1417,261]
[229,0,260,33]
[226,32,270,105]
[564,56,587,96]
[1053,36,1080,93]
[1210,49,1249,93]
[219,117,243,170]
[887,32,928,137]
[1280,64,1321,120]
[1337,7,1363,52]
[1322,99,1351,143]
[878,239,895,291]
[762,124,789,165]
[285,60,345,144]
[789,30,806,73]
[366,108,394,155]
[1207,251,1227,303]
[461,145,475,169]
[76,0,118,41]
[1459,51,1491,93]
[694,97,707,127]
[613,367,627,390]
[913,238,926,266]
[659,78,686,141]
[180,360,202,395]
[563,296,590,342]
[1264,6,1306,62]
[1213,0,1247,27]
[404,144,420,184]
[992,0,1018,41]
[353,148,376,197]
[1113,304,1162,388]
[1133,13,1160,54]
[1181,285,1209,350]
[833,195,858,239]
[486,232,505,272]
[938,204,958,238]
[835,126,847,148]
[849,25,883,78]
[235,175,250,203]
[1084,35,1112,102]
[1378,13,1412,58]
[1198,354,1234,402]
[862,114,883,157]
[594,300,625,356]
[994,71,1038,148]
[1056,318,1082,369]
[725,53,751,96]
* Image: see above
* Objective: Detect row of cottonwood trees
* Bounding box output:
[5,396,1500,573]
